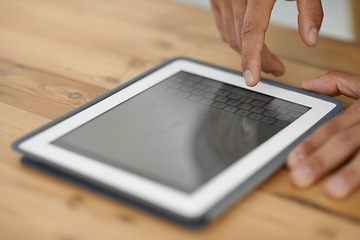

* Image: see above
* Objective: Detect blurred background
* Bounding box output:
[170,0,358,42]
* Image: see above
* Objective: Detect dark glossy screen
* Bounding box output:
[52,71,310,193]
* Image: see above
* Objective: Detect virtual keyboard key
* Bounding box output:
[274,120,289,128]
[228,93,242,100]
[263,110,277,118]
[203,92,217,99]
[261,117,276,124]
[206,87,218,93]
[214,96,229,103]
[263,103,278,111]
[224,106,239,113]
[240,97,253,104]
[216,89,230,96]
[250,107,265,114]
[239,103,252,110]
[271,99,290,108]
[288,110,303,118]
[275,107,290,115]
[276,114,292,122]
[248,113,263,121]
[236,109,251,117]
[200,99,214,105]
[227,100,241,107]
[251,100,266,107]
[212,102,226,109]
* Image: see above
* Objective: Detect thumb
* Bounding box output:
[302,72,360,99]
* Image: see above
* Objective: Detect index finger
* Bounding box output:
[240,0,277,86]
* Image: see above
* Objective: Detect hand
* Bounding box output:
[287,72,360,199]
[210,0,323,86]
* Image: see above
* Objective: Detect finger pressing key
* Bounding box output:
[241,0,279,86]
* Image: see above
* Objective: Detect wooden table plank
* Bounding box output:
[44,0,360,75]
[0,58,107,119]
[0,0,355,109]
[1,0,360,239]
[261,169,360,224]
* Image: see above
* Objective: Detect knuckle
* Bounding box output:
[241,21,265,55]
[241,51,252,62]
[242,21,258,39]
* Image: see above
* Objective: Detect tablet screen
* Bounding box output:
[52,71,310,193]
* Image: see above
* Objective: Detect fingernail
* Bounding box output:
[288,149,307,168]
[291,165,314,188]
[244,69,254,86]
[325,175,349,199]
[309,28,318,45]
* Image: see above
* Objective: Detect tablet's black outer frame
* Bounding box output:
[12,57,344,229]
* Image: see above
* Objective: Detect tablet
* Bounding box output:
[13,57,343,228]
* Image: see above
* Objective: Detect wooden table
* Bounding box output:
[1,0,360,239]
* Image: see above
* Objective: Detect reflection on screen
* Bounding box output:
[52,71,310,193]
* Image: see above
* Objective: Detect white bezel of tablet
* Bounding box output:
[18,59,336,219]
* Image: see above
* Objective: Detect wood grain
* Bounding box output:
[46,0,360,75]
[1,0,360,239]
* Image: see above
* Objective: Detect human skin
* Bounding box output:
[210,0,360,199]
[210,0,323,86]
[288,72,360,199]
